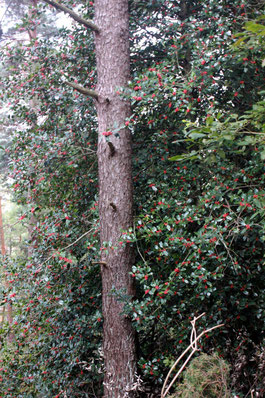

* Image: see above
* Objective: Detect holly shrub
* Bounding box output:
[0,0,264,397]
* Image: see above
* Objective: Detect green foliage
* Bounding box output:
[124,2,265,395]
[169,99,265,162]
[233,16,265,57]
[0,0,264,397]
[172,353,230,398]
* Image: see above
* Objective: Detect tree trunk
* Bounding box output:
[0,196,13,342]
[94,0,136,396]
[28,0,38,258]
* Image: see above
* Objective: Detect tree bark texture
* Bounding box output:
[94,1,136,397]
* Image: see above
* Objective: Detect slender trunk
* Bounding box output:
[28,0,38,40]
[180,0,192,74]
[94,0,136,396]
[0,197,5,256]
[0,196,13,342]
[28,0,38,258]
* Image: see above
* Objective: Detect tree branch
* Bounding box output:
[65,81,99,100]
[42,0,100,33]
[161,314,224,398]
[36,228,93,271]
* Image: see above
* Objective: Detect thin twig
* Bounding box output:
[1,219,24,230]
[133,221,148,266]
[161,314,224,398]
[36,228,93,270]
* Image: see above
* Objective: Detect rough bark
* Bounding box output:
[94,0,136,396]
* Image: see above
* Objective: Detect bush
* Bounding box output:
[173,353,230,398]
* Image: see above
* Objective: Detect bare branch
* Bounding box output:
[42,0,100,32]
[65,81,99,100]
[36,228,93,271]
[161,314,224,398]
[92,261,107,266]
